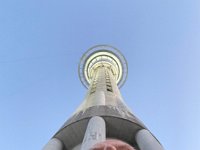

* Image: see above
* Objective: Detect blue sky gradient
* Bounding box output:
[0,0,200,150]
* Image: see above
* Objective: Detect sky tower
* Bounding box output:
[42,45,164,150]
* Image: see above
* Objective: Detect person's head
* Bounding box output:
[90,139,136,150]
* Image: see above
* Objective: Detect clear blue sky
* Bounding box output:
[0,0,200,150]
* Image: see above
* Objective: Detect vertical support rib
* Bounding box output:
[42,138,64,150]
[135,129,164,150]
[81,116,106,150]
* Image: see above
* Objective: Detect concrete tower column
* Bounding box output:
[135,129,164,150]
[42,138,64,150]
[88,67,106,106]
[46,45,164,150]
[81,116,106,150]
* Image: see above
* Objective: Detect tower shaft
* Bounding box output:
[76,66,122,113]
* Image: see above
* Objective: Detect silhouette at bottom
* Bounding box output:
[90,139,136,150]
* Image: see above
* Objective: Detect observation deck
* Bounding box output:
[78,45,128,88]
